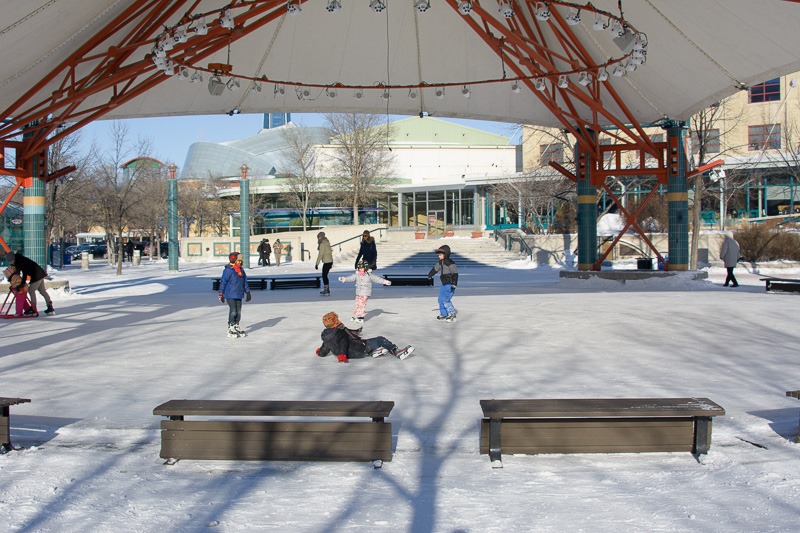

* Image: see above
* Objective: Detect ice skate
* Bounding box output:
[320,286,330,296]
[445,315,457,323]
[234,324,246,337]
[395,345,415,360]
[227,325,240,338]
[436,315,448,321]
[371,347,390,358]
[44,305,55,315]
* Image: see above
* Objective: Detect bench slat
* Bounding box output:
[787,391,800,399]
[0,398,32,408]
[160,421,391,461]
[154,400,394,418]
[480,398,725,418]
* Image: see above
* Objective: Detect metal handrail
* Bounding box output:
[331,227,389,252]
[494,229,533,257]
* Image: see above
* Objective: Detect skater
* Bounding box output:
[427,244,458,322]
[218,251,252,337]
[338,260,391,323]
[272,239,283,266]
[315,231,333,296]
[5,251,54,315]
[720,231,741,287]
[315,311,414,363]
[354,230,378,270]
[3,265,33,316]
[257,238,271,267]
[124,240,134,262]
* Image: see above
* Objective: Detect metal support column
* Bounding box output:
[666,122,689,270]
[167,164,179,272]
[22,125,47,266]
[575,136,597,270]
[239,165,250,267]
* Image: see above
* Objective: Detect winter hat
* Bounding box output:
[362,230,370,237]
[228,252,241,263]
[5,251,14,264]
[317,231,326,239]
[322,311,340,328]
[435,244,451,256]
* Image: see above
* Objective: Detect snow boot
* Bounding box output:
[395,345,415,360]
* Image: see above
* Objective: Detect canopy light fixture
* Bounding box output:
[435,87,445,98]
[177,66,190,80]
[557,74,568,88]
[415,0,431,12]
[511,81,521,93]
[326,87,337,99]
[611,63,627,77]
[286,0,302,15]
[593,12,608,30]
[461,85,471,99]
[192,16,208,36]
[381,88,390,100]
[578,72,592,86]
[597,67,609,81]
[534,78,547,91]
[326,0,342,13]
[408,88,418,99]
[190,70,203,83]
[354,89,364,99]
[535,2,551,21]
[219,8,234,29]
[274,84,285,95]
[208,75,225,96]
[370,0,386,13]
[566,8,581,25]
[457,0,473,15]
[498,0,515,19]
[254,81,262,92]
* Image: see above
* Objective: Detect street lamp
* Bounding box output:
[239,164,250,266]
[167,163,179,271]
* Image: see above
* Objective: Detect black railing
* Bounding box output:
[494,229,533,257]
[331,227,389,252]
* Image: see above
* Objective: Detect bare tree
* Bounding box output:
[279,126,320,230]
[129,164,169,259]
[322,113,395,225]
[86,122,154,274]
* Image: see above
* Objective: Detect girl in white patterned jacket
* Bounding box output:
[338,261,391,322]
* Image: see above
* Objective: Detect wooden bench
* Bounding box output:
[381,274,434,287]
[480,398,725,467]
[760,277,800,293]
[1,397,31,451]
[153,400,393,464]
[211,277,270,291]
[269,276,321,290]
[787,391,800,443]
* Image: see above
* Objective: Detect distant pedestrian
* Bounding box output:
[218,251,251,338]
[315,311,414,363]
[354,230,378,270]
[257,238,272,267]
[315,231,333,296]
[427,244,458,322]
[272,239,283,266]
[125,240,134,262]
[720,231,741,288]
[338,260,391,323]
[5,251,54,315]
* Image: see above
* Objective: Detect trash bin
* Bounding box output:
[657,255,669,270]
[63,253,71,265]
[637,258,653,270]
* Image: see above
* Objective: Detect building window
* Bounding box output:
[539,143,564,165]
[749,78,781,103]
[748,124,781,150]
[691,129,721,155]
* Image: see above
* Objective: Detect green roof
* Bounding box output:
[388,117,511,146]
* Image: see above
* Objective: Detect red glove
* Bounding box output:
[315,347,321,356]
[218,293,225,303]
[336,354,349,363]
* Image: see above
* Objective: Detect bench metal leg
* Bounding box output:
[693,416,712,456]
[488,417,503,468]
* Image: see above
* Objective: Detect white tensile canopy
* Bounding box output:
[2,0,800,134]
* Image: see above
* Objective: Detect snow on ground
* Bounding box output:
[2,255,800,532]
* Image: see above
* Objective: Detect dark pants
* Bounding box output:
[366,336,398,355]
[321,262,333,287]
[724,267,738,287]
[227,298,243,325]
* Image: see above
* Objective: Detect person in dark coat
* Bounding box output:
[315,312,414,362]
[354,230,378,270]
[5,251,54,315]
[427,244,458,322]
[257,238,272,267]
[124,240,134,262]
[218,252,251,337]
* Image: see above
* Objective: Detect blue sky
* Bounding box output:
[79,113,522,169]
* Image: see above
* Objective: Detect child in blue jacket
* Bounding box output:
[218,252,251,337]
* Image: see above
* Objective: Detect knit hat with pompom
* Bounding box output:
[322,311,340,328]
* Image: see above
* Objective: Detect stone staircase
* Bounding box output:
[336,237,525,269]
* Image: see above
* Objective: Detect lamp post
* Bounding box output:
[239,164,250,267]
[167,163,179,272]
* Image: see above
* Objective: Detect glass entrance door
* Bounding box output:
[427,210,445,235]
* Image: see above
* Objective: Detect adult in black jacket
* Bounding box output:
[257,238,272,266]
[5,251,54,315]
[354,231,378,270]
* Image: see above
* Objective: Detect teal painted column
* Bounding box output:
[575,135,597,270]
[239,165,251,267]
[167,164,179,272]
[22,126,47,266]
[665,122,689,270]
